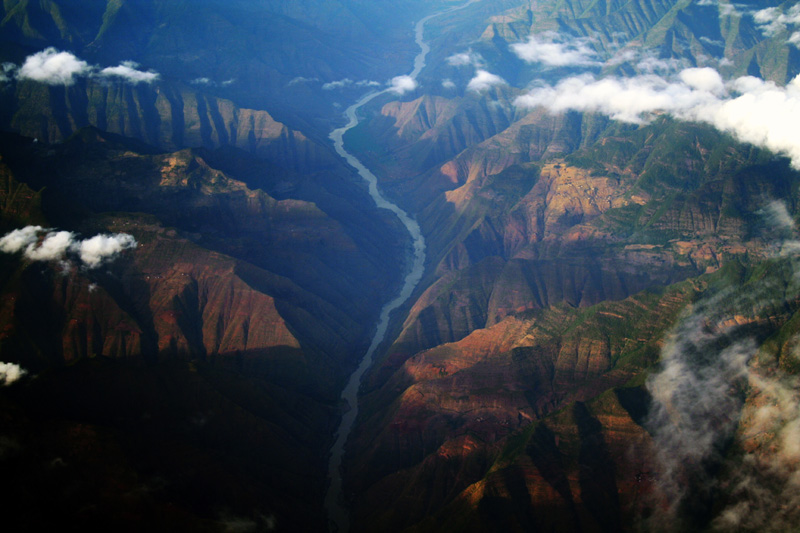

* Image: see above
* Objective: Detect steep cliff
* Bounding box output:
[0,127,405,530]
[336,0,800,530]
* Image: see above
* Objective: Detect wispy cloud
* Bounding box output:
[0,226,137,268]
[287,76,319,86]
[714,368,800,530]
[644,201,800,528]
[0,62,18,83]
[514,68,800,168]
[699,36,724,48]
[753,5,800,36]
[511,33,599,67]
[190,76,236,87]
[388,75,418,95]
[323,78,353,90]
[322,78,380,91]
[466,70,505,92]
[646,310,755,525]
[99,61,158,84]
[0,362,26,386]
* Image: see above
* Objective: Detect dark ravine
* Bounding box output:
[324,1,483,531]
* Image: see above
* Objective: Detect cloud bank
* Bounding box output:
[514,68,800,168]
[0,362,26,386]
[9,48,159,85]
[511,34,599,67]
[0,226,137,268]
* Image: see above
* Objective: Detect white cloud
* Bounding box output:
[323,78,381,91]
[0,362,26,386]
[446,52,473,66]
[753,5,800,36]
[0,226,137,268]
[17,47,91,85]
[466,70,505,92]
[607,49,690,73]
[679,66,725,93]
[77,233,137,268]
[0,225,43,253]
[191,76,235,87]
[514,68,800,168]
[25,230,75,262]
[699,36,724,48]
[388,75,418,95]
[511,34,599,67]
[447,51,483,67]
[637,55,690,73]
[99,61,158,84]
[13,48,160,86]
[323,78,353,90]
[442,79,456,89]
[607,49,639,66]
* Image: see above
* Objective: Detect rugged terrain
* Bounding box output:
[338,0,800,530]
[0,123,408,529]
[3,0,800,532]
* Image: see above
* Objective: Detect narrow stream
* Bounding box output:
[324,1,481,531]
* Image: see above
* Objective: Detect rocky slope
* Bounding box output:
[336,0,800,530]
[0,0,450,130]
[0,126,405,530]
[3,0,800,531]
[0,79,339,173]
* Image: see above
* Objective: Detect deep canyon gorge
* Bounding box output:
[2,0,800,531]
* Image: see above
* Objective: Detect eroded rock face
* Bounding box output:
[0,125,409,530]
[332,0,800,526]
[4,81,337,173]
[344,293,674,530]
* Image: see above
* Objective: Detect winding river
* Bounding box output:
[324,1,481,531]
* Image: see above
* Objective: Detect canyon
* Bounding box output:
[2,0,800,531]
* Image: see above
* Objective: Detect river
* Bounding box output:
[324,1,481,531]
